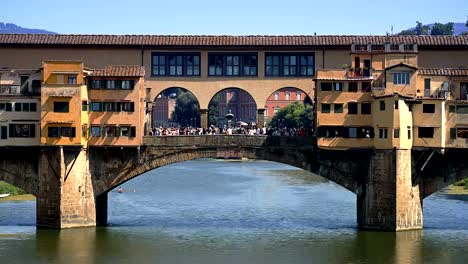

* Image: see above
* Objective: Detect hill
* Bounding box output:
[0,22,57,34]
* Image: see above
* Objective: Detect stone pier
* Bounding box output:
[37,147,96,229]
[357,149,423,231]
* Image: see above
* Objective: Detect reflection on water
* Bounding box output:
[1,159,468,264]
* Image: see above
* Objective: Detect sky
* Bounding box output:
[1,0,467,35]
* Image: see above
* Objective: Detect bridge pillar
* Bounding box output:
[95,192,108,226]
[257,108,265,128]
[200,109,208,128]
[357,149,423,231]
[37,147,96,229]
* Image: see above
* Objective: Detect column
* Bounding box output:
[37,147,96,229]
[257,108,266,128]
[357,149,423,231]
[200,109,208,129]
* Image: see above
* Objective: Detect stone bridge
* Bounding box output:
[0,135,467,231]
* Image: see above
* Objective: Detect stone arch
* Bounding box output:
[91,138,361,196]
[0,148,39,197]
[152,87,201,127]
[207,87,258,127]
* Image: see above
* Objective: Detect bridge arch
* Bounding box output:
[91,136,361,196]
[207,87,258,127]
[152,87,201,127]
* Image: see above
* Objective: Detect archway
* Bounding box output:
[151,87,201,129]
[207,88,257,129]
[264,87,313,124]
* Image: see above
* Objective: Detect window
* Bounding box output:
[14,103,22,112]
[48,127,60,138]
[82,101,88,111]
[361,103,372,114]
[285,91,290,100]
[273,106,280,114]
[394,100,399,109]
[0,103,12,112]
[8,124,35,138]
[321,104,331,113]
[296,91,301,100]
[1,126,7,139]
[67,76,77,84]
[348,127,358,138]
[152,53,201,77]
[394,128,400,138]
[450,128,457,139]
[103,102,116,112]
[265,53,314,76]
[334,104,343,113]
[60,127,76,138]
[91,102,101,112]
[423,104,435,113]
[90,80,102,89]
[22,103,30,112]
[320,82,332,91]
[333,83,343,91]
[120,80,134,90]
[392,72,410,85]
[449,105,456,113]
[380,101,385,111]
[53,102,69,113]
[348,82,358,92]
[348,102,358,114]
[418,127,434,138]
[130,126,136,137]
[105,126,117,137]
[457,128,468,138]
[91,126,101,137]
[120,126,131,137]
[105,80,116,89]
[457,106,468,113]
[379,128,388,139]
[208,53,257,76]
[274,92,279,100]
[362,82,371,92]
[408,126,412,139]
[121,102,135,112]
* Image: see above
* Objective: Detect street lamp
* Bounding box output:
[225,109,234,129]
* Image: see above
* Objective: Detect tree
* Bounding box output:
[430,22,454,35]
[268,102,314,128]
[208,99,219,126]
[415,21,430,35]
[399,29,416,35]
[170,91,200,127]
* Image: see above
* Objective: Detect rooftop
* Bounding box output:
[91,65,145,77]
[0,34,467,47]
[418,68,468,76]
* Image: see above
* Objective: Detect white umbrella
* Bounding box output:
[237,121,248,126]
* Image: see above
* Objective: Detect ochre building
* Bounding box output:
[0,34,467,151]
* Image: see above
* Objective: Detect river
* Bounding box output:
[1,159,468,264]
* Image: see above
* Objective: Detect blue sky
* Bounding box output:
[2,0,467,35]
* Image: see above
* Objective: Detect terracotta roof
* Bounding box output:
[315,77,373,81]
[0,34,467,47]
[418,68,468,76]
[91,66,145,77]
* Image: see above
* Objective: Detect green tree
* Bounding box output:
[415,21,430,35]
[170,91,200,126]
[268,101,314,128]
[399,29,416,35]
[430,22,454,35]
[208,99,219,126]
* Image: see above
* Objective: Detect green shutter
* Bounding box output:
[450,128,457,139]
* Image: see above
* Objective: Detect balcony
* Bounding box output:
[42,85,80,97]
[0,85,41,96]
[347,68,372,79]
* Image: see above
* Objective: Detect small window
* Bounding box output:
[333,82,343,91]
[103,102,116,112]
[90,80,102,89]
[379,128,388,139]
[91,126,101,137]
[82,101,88,111]
[8,124,35,138]
[348,82,358,92]
[392,72,410,85]
[394,100,399,109]
[450,128,457,139]
[418,127,434,138]
[53,102,69,113]
[61,127,76,138]
[274,92,280,100]
[121,80,134,90]
[380,101,385,111]
[120,126,131,137]
[5,103,12,112]
[91,102,101,112]
[106,80,116,89]
[285,91,290,100]
[14,103,22,112]
[361,103,372,114]
[121,102,135,112]
[22,103,30,112]
[348,102,358,114]
[449,105,456,113]
[423,104,435,113]
[30,103,37,112]
[334,104,343,113]
[394,128,400,138]
[48,127,60,138]
[348,127,358,138]
[362,82,371,92]
[67,76,77,84]
[321,104,331,113]
[296,92,301,100]
[105,126,116,137]
[457,128,468,138]
[320,82,332,91]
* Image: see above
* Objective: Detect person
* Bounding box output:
[117,187,123,193]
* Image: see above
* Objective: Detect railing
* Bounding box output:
[0,85,21,95]
[347,69,372,78]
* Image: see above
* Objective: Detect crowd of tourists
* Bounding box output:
[148,126,313,137]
